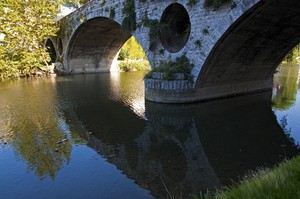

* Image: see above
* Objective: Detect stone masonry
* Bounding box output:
[47,0,300,103]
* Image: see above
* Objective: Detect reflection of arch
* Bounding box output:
[66,17,148,73]
[196,0,300,92]
[45,38,57,64]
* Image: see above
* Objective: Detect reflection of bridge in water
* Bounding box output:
[60,84,299,198]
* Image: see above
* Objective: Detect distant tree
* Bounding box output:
[283,44,300,64]
[118,36,147,60]
[63,0,91,8]
[118,48,130,60]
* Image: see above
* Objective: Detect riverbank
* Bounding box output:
[115,59,150,72]
[196,155,300,199]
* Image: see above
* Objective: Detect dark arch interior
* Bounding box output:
[160,3,191,53]
[45,39,57,64]
[197,0,300,91]
[67,17,131,71]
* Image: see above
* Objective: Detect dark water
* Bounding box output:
[0,67,299,199]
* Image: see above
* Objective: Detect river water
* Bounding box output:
[0,65,299,199]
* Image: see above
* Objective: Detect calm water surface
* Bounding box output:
[0,66,299,199]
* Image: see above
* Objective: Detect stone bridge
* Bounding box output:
[46,0,300,103]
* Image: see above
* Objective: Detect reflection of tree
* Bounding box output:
[10,116,71,180]
[279,115,299,149]
[272,65,299,110]
[0,78,71,179]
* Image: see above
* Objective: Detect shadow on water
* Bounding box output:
[55,74,299,198]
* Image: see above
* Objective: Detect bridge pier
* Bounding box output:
[144,77,273,103]
[49,0,300,103]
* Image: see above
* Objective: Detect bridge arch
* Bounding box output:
[57,0,300,103]
[45,38,57,64]
[65,15,151,74]
[195,0,300,99]
[66,17,131,73]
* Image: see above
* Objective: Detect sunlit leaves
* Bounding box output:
[0,0,65,78]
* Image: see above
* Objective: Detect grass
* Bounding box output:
[194,155,300,199]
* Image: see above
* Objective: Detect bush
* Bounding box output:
[118,60,150,72]
[118,48,130,60]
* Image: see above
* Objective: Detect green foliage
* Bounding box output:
[1,81,72,179]
[188,0,197,7]
[142,18,170,51]
[118,60,150,72]
[80,15,87,23]
[118,48,130,60]
[217,155,300,199]
[159,49,165,55]
[121,0,136,32]
[0,0,65,79]
[231,2,237,9]
[193,155,300,199]
[204,0,232,9]
[272,65,299,110]
[117,36,149,72]
[109,8,115,19]
[145,55,194,80]
[118,36,147,60]
[195,40,202,48]
[283,44,300,64]
[63,0,90,8]
[99,0,106,6]
[202,28,209,35]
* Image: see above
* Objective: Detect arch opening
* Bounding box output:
[66,17,132,73]
[45,39,57,64]
[115,36,150,72]
[272,43,300,110]
[160,3,191,53]
[195,0,300,101]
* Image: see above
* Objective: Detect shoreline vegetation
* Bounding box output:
[116,59,150,72]
[194,154,300,199]
[116,36,150,72]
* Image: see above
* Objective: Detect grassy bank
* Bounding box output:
[196,155,300,199]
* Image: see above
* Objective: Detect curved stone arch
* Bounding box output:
[44,37,57,64]
[194,0,300,100]
[188,0,260,85]
[65,17,153,73]
[59,0,299,103]
[62,1,153,73]
[65,17,130,73]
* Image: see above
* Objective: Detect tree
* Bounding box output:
[63,0,91,8]
[0,0,67,79]
[118,36,147,60]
